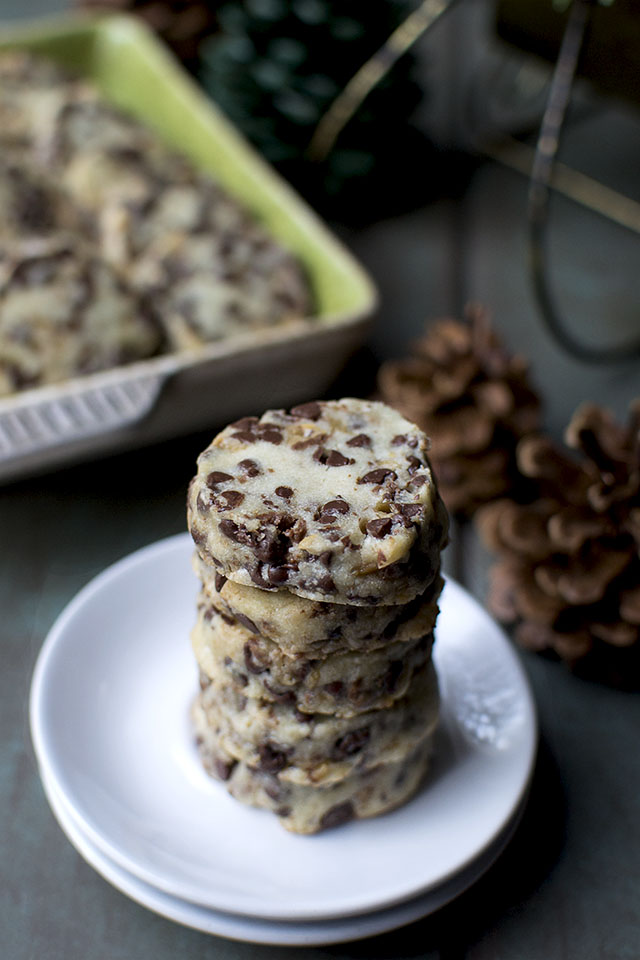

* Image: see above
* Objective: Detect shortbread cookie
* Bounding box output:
[188,399,448,605]
[197,661,439,786]
[193,697,434,833]
[0,163,160,396]
[194,552,442,656]
[192,597,434,717]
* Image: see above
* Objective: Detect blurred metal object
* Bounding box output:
[497,0,640,106]
[499,0,640,363]
[307,0,461,163]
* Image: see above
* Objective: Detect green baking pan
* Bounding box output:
[0,13,378,482]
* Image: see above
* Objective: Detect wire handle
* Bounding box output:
[528,0,640,363]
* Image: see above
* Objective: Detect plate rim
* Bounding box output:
[40,766,530,947]
[30,533,538,922]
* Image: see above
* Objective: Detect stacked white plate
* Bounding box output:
[30,534,537,946]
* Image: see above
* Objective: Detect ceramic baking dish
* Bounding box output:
[0,13,377,483]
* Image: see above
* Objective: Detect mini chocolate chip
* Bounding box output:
[258,742,289,774]
[231,430,256,443]
[235,612,260,634]
[214,757,237,782]
[319,802,355,831]
[276,805,292,818]
[261,428,283,445]
[289,519,307,542]
[292,435,325,453]
[275,486,293,499]
[325,450,354,467]
[219,519,240,541]
[346,433,371,447]
[409,475,427,488]
[250,565,272,588]
[399,503,423,521]
[230,417,258,430]
[358,468,397,484]
[218,490,244,508]
[290,401,322,420]
[268,565,289,584]
[391,434,407,446]
[244,641,268,674]
[332,728,370,759]
[264,681,297,705]
[366,517,393,538]
[206,471,233,488]
[407,455,424,474]
[321,499,350,515]
[214,572,227,592]
[238,458,261,477]
[317,573,336,593]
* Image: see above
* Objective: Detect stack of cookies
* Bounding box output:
[187,398,448,833]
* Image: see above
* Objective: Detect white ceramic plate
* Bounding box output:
[30,533,537,923]
[41,768,528,946]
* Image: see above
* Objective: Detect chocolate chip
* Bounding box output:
[261,428,283,445]
[268,565,289,584]
[250,565,271,588]
[317,573,336,593]
[318,550,333,568]
[206,471,233,488]
[290,401,322,420]
[244,641,268,674]
[218,490,244,508]
[358,468,397,484]
[231,430,256,443]
[264,681,297,705]
[230,417,258,430]
[366,518,392,538]
[292,433,328,450]
[238,458,261,477]
[399,503,423,520]
[214,757,237,782]
[275,486,293,499]
[325,450,354,467]
[332,728,370,759]
[214,572,227,592]
[258,742,290,774]
[235,612,260,634]
[346,433,371,448]
[319,802,355,831]
[219,519,240,541]
[321,499,350,515]
[406,455,424,474]
[391,434,407,446]
[324,680,344,696]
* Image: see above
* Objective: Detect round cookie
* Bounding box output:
[192,596,434,717]
[194,552,442,657]
[196,661,440,787]
[192,698,434,834]
[188,398,449,605]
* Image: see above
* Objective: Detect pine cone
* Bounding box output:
[477,401,640,689]
[378,305,541,517]
[76,0,219,68]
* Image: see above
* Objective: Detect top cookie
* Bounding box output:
[188,398,448,605]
